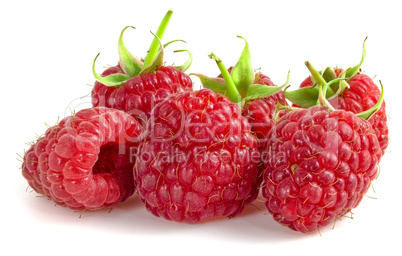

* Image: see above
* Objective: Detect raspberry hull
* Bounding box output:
[21,107,142,210]
[92,65,193,126]
[134,89,260,223]
[262,106,382,233]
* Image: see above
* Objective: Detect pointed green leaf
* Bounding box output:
[322,67,337,83]
[139,32,164,75]
[92,53,130,87]
[357,80,384,120]
[174,50,193,72]
[322,66,339,92]
[244,83,287,102]
[118,26,143,77]
[243,71,290,101]
[284,86,335,108]
[163,39,186,49]
[191,73,228,95]
[143,9,173,67]
[345,37,367,78]
[231,36,254,98]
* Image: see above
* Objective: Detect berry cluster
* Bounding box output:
[20,10,387,234]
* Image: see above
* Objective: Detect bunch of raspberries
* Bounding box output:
[20,10,388,234]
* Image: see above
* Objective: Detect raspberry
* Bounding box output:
[300,73,388,154]
[92,65,193,124]
[134,89,260,223]
[237,71,288,178]
[241,72,288,150]
[21,107,142,211]
[291,40,388,155]
[91,10,193,126]
[197,38,288,150]
[193,37,288,179]
[262,106,382,233]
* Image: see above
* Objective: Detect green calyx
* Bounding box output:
[290,60,384,121]
[356,80,384,120]
[285,38,368,108]
[305,61,347,107]
[118,26,144,77]
[345,36,367,78]
[92,9,193,87]
[192,36,288,106]
[231,36,254,98]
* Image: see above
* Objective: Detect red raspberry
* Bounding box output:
[91,10,193,126]
[299,72,388,154]
[262,106,382,233]
[134,89,260,223]
[21,107,142,211]
[242,72,288,150]
[194,37,288,178]
[92,65,193,125]
[294,39,388,155]
[237,71,288,177]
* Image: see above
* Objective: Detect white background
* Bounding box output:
[1,0,401,255]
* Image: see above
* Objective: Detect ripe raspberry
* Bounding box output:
[21,107,142,211]
[193,37,288,176]
[195,38,288,149]
[299,72,388,155]
[262,106,382,233]
[289,40,388,155]
[91,10,193,126]
[92,65,193,124]
[241,72,288,150]
[134,89,260,223]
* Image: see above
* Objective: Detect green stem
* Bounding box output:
[143,9,173,67]
[305,61,330,104]
[318,83,335,111]
[305,61,327,87]
[209,52,242,104]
